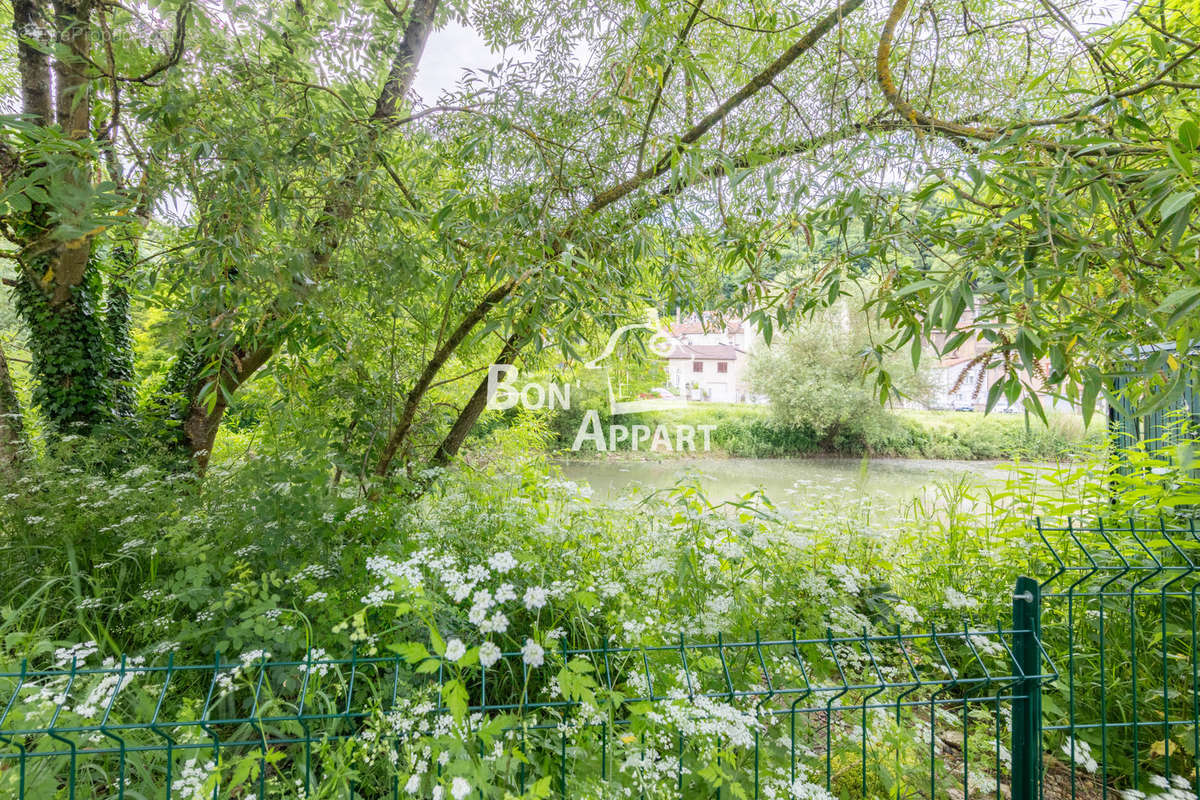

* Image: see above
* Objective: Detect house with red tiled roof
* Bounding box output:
[664,315,761,403]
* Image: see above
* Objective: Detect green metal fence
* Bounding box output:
[1,520,1197,799]
[1109,356,1199,462]
[1033,519,1200,800]
[0,630,1049,799]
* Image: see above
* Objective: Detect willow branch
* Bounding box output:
[589,0,869,213]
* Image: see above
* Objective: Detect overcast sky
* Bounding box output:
[411,1,1133,102]
[412,22,499,103]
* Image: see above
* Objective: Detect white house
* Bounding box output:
[663,315,759,403]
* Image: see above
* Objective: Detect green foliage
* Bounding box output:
[3,1,1200,793]
[103,244,137,419]
[796,4,1200,426]
[3,428,1199,795]
[0,442,368,659]
[547,402,1093,461]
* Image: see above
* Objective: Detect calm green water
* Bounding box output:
[559,456,1019,511]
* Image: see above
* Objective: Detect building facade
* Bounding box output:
[663,315,760,403]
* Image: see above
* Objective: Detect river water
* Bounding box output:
[559,456,1021,512]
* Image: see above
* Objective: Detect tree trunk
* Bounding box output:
[0,343,25,475]
[374,279,518,475]
[49,0,94,305]
[173,0,443,463]
[183,398,227,472]
[13,1,52,126]
[8,0,112,437]
[12,268,111,434]
[432,333,523,466]
[179,345,273,472]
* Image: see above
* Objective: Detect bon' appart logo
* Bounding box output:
[485,310,715,452]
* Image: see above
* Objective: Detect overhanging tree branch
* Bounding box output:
[373,0,440,123]
[373,274,528,475]
[875,0,1166,155]
[588,0,869,213]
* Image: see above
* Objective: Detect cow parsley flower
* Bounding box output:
[524,586,548,610]
[489,551,518,573]
[944,588,979,611]
[451,777,471,800]
[481,612,508,634]
[472,589,494,610]
[1060,737,1098,773]
[443,639,466,663]
[479,641,502,667]
[522,639,544,668]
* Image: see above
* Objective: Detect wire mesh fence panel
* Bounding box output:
[1034,520,1200,800]
[0,629,1043,799]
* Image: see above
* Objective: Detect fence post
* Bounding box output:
[1011,576,1043,800]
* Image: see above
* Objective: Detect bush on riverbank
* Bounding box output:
[547,402,1100,460]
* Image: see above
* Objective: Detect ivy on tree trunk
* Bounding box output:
[12,265,111,435]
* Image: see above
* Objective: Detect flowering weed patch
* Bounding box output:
[4,439,1200,797]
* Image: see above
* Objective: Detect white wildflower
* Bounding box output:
[521,639,544,668]
[472,589,494,610]
[524,586,548,610]
[1060,737,1097,774]
[479,642,502,667]
[944,588,979,611]
[443,639,466,663]
[489,551,518,573]
[468,605,488,627]
[894,601,922,625]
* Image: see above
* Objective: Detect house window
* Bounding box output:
[717,362,728,374]
[693,361,704,373]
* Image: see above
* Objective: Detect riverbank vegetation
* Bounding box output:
[540,299,1100,461]
[2,426,1195,797]
[546,404,1098,461]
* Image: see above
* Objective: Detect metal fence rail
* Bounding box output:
[1,519,1197,799]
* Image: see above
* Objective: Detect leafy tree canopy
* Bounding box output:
[0,0,1193,481]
